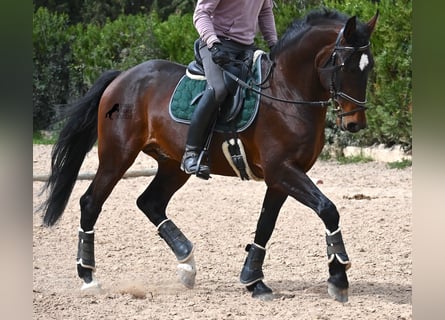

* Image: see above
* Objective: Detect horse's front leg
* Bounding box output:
[283,163,350,301]
[269,162,351,302]
[240,187,287,299]
[157,219,196,288]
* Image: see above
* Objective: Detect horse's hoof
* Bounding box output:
[327,282,348,302]
[248,281,274,300]
[80,274,102,293]
[177,255,196,289]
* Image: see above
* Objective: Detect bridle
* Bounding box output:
[323,27,371,119]
[221,26,371,119]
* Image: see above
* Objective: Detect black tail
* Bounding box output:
[41,70,121,226]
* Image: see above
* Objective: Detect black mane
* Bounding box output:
[271,8,369,58]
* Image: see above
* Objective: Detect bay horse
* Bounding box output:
[40,9,378,301]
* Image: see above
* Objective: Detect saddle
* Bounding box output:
[170,43,264,133]
[169,42,265,181]
[186,39,251,123]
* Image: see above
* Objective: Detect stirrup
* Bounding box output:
[181,151,210,180]
[195,150,211,180]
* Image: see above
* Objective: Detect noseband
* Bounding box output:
[323,27,371,119]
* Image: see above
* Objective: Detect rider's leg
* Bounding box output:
[181,44,228,177]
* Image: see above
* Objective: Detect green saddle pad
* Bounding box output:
[169,53,264,132]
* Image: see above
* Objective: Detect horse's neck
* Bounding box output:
[272,30,335,102]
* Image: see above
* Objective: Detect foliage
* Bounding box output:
[33,131,58,145]
[33,0,196,24]
[337,153,374,164]
[155,0,196,19]
[69,13,160,88]
[386,159,412,169]
[33,7,71,131]
[151,12,198,64]
[33,0,153,25]
[32,0,412,151]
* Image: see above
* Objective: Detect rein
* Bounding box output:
[221,65,333,107]
[221,27,371,117]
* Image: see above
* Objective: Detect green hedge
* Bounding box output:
[33,7,71,131]
[70,13,161,88]
[33,1,412,149]
[151,12,198,64]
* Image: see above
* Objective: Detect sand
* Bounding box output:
[33,144,411,319]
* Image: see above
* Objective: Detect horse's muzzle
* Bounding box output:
[337,116,367,133]
[343,121,366,133]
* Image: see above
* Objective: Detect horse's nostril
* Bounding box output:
[347,122,360,133]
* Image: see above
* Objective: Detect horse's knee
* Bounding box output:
[317,200,339,230]
[79,193,90,209]
[136,194,147,212]
[136,193,166,226]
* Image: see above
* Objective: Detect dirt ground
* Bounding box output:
[33,144,412,320]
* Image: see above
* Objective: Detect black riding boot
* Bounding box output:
[181,87,219,179]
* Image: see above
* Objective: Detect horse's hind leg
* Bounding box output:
[77,149,140,291]
[136,159,196,288]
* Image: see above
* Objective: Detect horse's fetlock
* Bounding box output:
[240,243,266,285]
[77,228,96,271]
[136,195,146,211]
[326,228,351,270]
[79,194,90,207]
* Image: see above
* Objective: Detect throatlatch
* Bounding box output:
[326,227,351,269]
[77,228,96,271]
[240,243,266,285]
[157,219,194,262]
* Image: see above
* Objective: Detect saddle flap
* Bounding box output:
[218,61,250,123]
[219,85,245,123]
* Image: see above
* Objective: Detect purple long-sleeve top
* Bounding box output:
[193,0,278,48]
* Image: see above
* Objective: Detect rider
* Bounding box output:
[180,0,278,178]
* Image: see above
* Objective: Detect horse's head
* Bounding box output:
[317,11,379,133]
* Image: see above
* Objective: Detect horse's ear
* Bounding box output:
[343,16,357,42]
[367,10,379,34]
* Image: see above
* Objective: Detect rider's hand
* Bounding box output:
[209,43,231,66]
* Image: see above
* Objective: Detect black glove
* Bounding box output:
[209,43,231,66]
